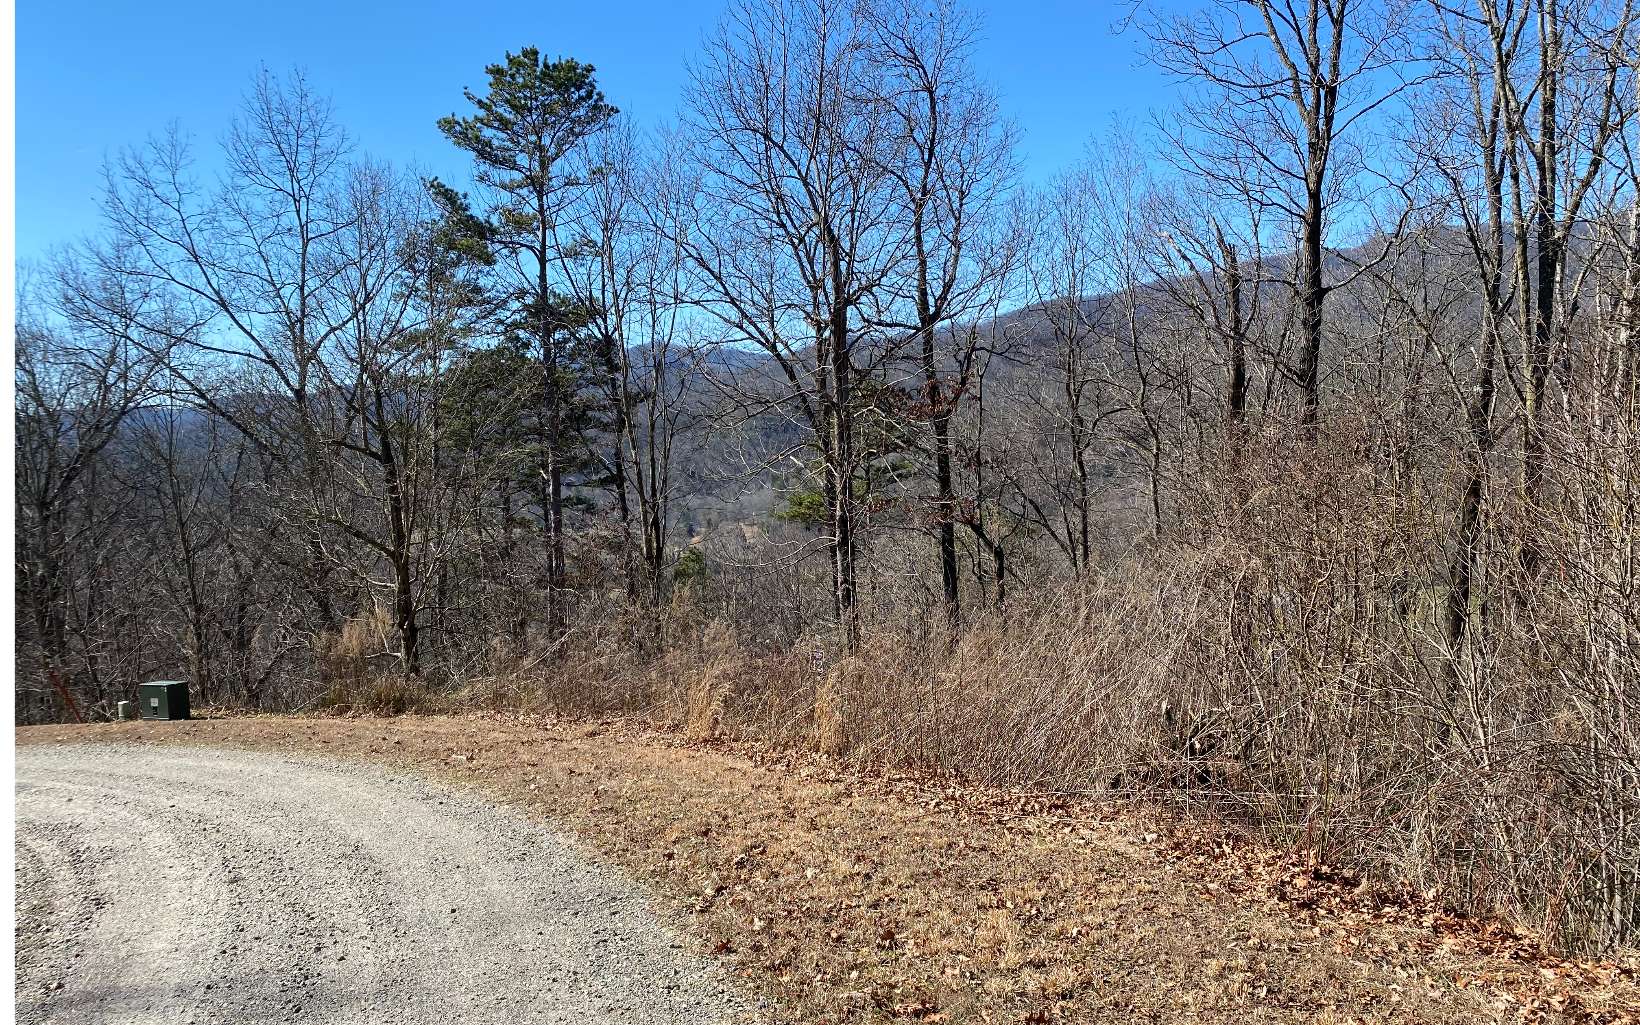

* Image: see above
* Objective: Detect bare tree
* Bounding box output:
[1147,178,1277,425]
[1410,0,1528,659]
[98,68,363,635]
[15,262,166,715]
[94,71,492,680]
[1144,0,1419,427]
[315,164,433,676]
[561,120,706,606]
[1013,168,1127,572]
[1501,0,1636,575]
[677,0,910,647]
[862,0,1020,624]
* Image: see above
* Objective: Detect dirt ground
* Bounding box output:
[16,714,1639,1024]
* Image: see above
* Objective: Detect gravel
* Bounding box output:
[15,743,750,1025]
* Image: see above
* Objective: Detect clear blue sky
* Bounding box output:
[16,0,1178,263]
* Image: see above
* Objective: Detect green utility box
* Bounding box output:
[138,681,190,720]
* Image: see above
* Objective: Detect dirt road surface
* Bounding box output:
[14,743,748,1025]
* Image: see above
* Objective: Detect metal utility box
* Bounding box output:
[138,681,190,720]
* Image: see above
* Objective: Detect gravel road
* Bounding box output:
[15,744,749,1025]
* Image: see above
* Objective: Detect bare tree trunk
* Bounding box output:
[1446,317,1500,659]
[1217,226,1248,420]
[922,333,961,622]
[1298,180,1327,428]
[1521,1,1561,578]
[829,287,860,649]
[375,388,421,678]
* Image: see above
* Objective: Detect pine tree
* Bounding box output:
[439,49,617,635]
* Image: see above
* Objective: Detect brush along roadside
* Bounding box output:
[17,713,1637,1024]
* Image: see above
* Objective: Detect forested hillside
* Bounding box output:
[15,0,1640,953]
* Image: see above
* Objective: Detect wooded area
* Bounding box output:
[14,0,1640,952]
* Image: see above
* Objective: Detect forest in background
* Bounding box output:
[14,0,1640,952]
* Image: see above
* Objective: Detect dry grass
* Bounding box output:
[19,713,1639,1024]
[315,605,445,715]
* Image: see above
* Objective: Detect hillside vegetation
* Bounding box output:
[15,0,1640,955]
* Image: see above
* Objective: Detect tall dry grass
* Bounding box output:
[317,605,444,715]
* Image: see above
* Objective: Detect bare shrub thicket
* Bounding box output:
[447,407,1630,951]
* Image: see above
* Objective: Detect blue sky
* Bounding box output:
[16,0,1178,263]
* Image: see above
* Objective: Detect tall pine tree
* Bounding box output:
[439,49,616,636]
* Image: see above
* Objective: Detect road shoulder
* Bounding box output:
[18,715,1636,1024]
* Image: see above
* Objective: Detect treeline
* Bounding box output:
[15,0,1640,951]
